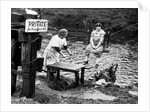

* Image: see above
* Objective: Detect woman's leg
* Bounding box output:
[95,46,103,68]
[84,44,92,64]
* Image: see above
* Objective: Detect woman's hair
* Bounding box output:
[58,29,68,36]
[95,23,102,27]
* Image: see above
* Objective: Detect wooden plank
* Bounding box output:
[11,69,29,77]
[11,28,19,31]
[47,62,86,72]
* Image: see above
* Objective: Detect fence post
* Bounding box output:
[19,29,38,98]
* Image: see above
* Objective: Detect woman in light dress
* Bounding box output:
[43,29,72,71]
[84,23,106,68]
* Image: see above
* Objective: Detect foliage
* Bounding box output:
[11,8,138,44]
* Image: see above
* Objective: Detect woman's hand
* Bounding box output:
[66,48,73,56]
[60,51,67,58]
[91,49,96,53]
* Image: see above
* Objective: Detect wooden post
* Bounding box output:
[47,68,54,82]
[57,70,60,80]
[47,68,50,82]
[75,71,79,86]
[81,68,85,84]
[11,31,18,95]
[19,28,38,98]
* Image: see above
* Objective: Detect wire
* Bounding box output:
[22,58,38,65]
[31,36,40,43]
[110,23,138,36]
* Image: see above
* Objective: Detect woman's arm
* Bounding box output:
[53,47,66,57]
[95,30,106,49]
[63,45,73,55]
[95,34,104,48]
[60,51,67,58]
[90,32,97,49]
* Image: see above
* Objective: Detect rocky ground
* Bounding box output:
[11,37,138,104]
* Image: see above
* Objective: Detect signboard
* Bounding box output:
[25,19,48,32]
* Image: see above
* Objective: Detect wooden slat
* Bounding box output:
[11,69,29,77]
[11,28,19,31]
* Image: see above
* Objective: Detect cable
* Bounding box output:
[110,23,138,36]
[22,58,38,65]
[31,36,40,43]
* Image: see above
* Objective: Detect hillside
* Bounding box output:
[11,8,138,104]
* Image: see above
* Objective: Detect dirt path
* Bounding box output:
[11,39,138,104]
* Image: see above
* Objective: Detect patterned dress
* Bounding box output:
[86,29,106,57]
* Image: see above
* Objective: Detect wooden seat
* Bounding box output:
[46,62,86,86]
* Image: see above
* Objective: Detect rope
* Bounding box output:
[110,23,138,36]
[31,36,40,43]
[22,58,38,65]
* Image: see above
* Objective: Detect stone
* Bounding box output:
[128,91,138,96]
[95,79,107,86]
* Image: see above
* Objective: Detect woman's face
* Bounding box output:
[59,33,67,39]
[96,26,101,31]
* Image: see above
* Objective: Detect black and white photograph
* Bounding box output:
[11,8,138,104]
[0,0,150,111]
